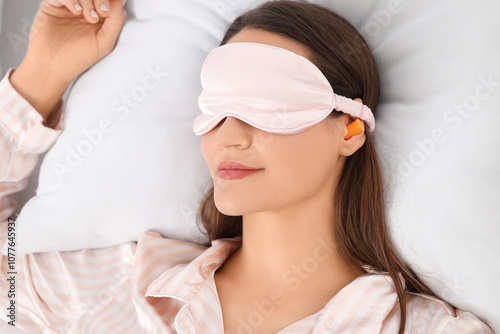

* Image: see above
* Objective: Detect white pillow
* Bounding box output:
[11,0,219,251]
[8,0,499,331]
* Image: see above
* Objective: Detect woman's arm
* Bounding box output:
[0,68,64,205]
[0,66,64,327]
[9,62,71,123]
[0,1,127,330]
[0,73,135,332]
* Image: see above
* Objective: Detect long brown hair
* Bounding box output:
[198,1,437,333]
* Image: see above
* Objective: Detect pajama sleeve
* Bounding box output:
[0,68,135,333]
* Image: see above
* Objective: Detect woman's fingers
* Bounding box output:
[44,0,114,23]
[95,0,111,18]
[72,1,83,15]
[78,0,99,23]
[45,0,83,15]
[99,0,125,52]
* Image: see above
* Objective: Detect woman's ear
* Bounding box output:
[339,98,366,157]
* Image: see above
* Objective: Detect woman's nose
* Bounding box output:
[213,117,253,149]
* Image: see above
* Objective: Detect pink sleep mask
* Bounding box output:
[193,42,375,136]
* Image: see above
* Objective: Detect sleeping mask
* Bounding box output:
[193,42,375,136]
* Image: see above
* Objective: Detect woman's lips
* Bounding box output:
[218,161,263,180]
[218,169,261,180]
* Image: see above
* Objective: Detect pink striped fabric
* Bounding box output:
[0,68,495,333]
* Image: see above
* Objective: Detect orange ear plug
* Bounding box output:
[344,119,365,140]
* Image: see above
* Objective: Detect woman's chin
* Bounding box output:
[214,197,254,216]
[214,203,244,216]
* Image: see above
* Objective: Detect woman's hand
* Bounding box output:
[25,0,126,82]
[9,0,126,121]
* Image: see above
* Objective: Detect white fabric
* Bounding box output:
[6,0,499,332]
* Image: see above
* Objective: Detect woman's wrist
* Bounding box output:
[9,61,72,122]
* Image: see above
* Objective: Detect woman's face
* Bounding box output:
[200,28,352,216]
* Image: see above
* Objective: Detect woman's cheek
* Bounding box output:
[200,135,211,160]
[253,130,276,151]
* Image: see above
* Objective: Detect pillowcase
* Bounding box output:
[7,0,500,331]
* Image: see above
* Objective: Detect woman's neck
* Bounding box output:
[217,191,365,294]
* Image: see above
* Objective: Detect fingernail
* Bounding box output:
[74,4,82,11]
[100,4,110,11]
[90,10,99,18]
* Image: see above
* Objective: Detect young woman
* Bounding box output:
[0,0,494,333]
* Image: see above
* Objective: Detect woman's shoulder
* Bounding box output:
[313,269,494,333]
[384,287,495,333]
[134,231,240,271]
[135,231,210,260]
[350,267,495,333]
